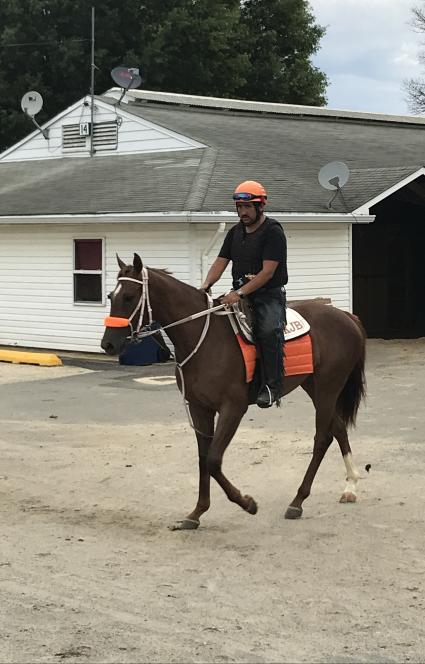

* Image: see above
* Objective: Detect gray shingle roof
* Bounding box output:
[1,94,424,217]
[127,101,424,214]
[0,150,205,215]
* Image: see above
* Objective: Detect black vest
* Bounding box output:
[227,217,288,289]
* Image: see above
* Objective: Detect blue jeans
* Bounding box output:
[249,287,286,394]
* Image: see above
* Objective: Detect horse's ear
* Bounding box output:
[133,253,143,274]
[116,253,126,270]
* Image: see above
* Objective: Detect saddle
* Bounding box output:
[229,300,311,344]
[221,299,314,384]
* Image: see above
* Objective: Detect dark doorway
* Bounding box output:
[353,176,425,338]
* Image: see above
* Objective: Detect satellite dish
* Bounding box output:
[21,91,43,117]
[318,161,350,191]
[20,90,49,140]
[111,66,142,90]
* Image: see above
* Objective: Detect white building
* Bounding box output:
[1,89,424,351]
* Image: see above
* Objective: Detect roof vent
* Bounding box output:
[92,121,118,150]
[62,121,118,152]
[62,124,86,151]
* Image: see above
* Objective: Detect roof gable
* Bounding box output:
[0,96,205,163]
[352,167,425,214]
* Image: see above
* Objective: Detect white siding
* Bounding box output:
[192,222,351,310]
[286,224,351,309]
[0,223,190,352]
[191,224,234,294]
[0,221,351,353]
[1,100,204,162]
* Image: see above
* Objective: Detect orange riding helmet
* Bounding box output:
[233,180,267,204]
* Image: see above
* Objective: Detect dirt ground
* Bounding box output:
[0,339,425,664]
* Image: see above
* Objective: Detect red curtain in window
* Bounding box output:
[74,239,102,270]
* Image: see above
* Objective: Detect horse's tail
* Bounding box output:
[335,312,367,428]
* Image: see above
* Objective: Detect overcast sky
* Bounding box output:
[308,0,424,115]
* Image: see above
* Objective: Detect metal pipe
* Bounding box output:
[90,6,95,157]
[201,222,226,280]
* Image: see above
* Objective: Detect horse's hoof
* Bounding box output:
[169,518,200,531]
[285,505,303,519]
[339,492,357,503]
[244,495,258,515]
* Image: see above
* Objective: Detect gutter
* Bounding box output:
[0,212,375,224]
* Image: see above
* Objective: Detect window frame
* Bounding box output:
[72,237,106,306]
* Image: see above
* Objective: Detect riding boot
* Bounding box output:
[250,287,286,409]
[256,342,284,408]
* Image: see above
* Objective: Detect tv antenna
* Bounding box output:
[318,161,350,210]
[111,66,142,105]
[89,5,96,157]
[21,91,49,140]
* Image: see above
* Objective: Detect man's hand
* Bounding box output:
[220,291,240,306]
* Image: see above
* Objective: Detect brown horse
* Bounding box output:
[101,253,366,529]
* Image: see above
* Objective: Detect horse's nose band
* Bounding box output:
[103,268,153,337]
[104,316,130,328]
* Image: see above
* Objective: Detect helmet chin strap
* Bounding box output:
[254,203,263,223]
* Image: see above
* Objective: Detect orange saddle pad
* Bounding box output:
[236,333,313,383]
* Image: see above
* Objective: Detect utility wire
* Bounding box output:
[0,38,90,48]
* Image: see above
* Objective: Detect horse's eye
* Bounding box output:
[107,292,112,300]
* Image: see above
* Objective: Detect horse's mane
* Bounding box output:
[149,266,205,297]
[119,264,203,297]
[119,265,172,277]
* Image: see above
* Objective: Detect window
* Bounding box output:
[73,239,104,303]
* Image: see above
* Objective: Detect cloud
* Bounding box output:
[392,42,423,75]
[324,74,410,114]
[308,0,423,113]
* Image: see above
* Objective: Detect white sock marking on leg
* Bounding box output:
[343,453,359,495]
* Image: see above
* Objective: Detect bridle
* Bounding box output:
[104,267,228,343]
[104,266,230,436]
[104,267,153,339]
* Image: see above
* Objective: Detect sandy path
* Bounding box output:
[0,339,424,663]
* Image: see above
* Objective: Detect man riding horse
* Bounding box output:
[201,180,288,408]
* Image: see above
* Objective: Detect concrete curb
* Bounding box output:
[0,350,62,367]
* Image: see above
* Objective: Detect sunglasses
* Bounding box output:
[233,192,266,202]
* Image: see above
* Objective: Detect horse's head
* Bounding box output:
[101,252,149,355]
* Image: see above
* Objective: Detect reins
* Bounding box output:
[104,267,231,437]
[105,268,229,340]
[138,302,230,339]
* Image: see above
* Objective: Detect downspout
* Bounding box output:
[201,222,226,282]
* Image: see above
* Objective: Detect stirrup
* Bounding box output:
[256,385,274,409]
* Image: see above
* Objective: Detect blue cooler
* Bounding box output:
[119,330,171,366]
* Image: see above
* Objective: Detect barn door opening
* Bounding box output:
[352,177,425,338]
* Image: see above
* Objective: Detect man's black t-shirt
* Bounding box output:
[218,216,288,289]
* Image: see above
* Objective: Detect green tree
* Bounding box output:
[238,0,327,105]
[0,0,327,151]
[0,0,250,150]
[0,0,148,150]
[139,0,249,96]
